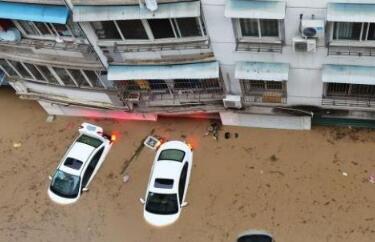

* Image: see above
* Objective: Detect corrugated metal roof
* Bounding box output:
[327,3,375,23]
[73,1,200,22]
[322,64,375,85]
[225,0,286,19]
[235,62,289,81]
[108,62,219,81]
[0,2,69,24]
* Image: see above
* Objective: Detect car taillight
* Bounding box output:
[187,143,193,150]
[111,134,117,142]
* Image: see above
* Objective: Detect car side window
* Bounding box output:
[178,163,188,204]
[82,147,104,188]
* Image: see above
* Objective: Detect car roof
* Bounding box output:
[149,160,183,194]
[59,141,96,176]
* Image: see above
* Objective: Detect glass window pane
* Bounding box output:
[0,19,15,31]
[240,19,259,37]
[176,18,202,37]
[260,19,279,37]
[36,65,59,84]
[24,63,44,81]
[83,70,103,88]
[368,23,375,40]
[0,59,18,76]
[53,67,76,86]
[68,22,84,38]
[52,23,72,37]
[34,22,53,35]
[148,19,175,39]
[8,61,31,78]
[68,69,87,87]
[117,20,148,39]
[334,22,361,40]
[18,21,39,35]
[92,21,121,40]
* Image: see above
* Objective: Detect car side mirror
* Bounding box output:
[181,202,188,208]
[139,198,145,204]
[48,176,52,181]
[82,187,89,192]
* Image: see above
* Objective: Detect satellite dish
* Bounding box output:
[145,0,158,11]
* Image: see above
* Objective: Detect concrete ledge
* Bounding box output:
[220,112,311,130]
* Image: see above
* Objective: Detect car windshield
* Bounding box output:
[237,235,273,242]
[145,192,179,215]
[77,134,102,148]
[158,149,185,162]
[50,170,81,199]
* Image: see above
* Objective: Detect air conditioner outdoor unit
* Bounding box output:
[293,37,317,52]
[223,95,242,109]
[301,19,325,38]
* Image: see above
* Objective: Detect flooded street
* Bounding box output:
[0,87,374,242]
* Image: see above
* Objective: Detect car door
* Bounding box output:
[178,162,189,204]
[81,147,104,189]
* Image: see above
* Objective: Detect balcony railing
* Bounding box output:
[236,42,283,53]
[322,97,375,108]
[328,45,375,57]
[242,92,287,105]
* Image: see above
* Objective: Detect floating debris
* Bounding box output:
[224,132,231,139]
[234,133,239,138]
[369,174,375,184]
[144,135,161,150]
[13,142,22,148]
[123,174,130,183]
[342,172,348,177]
[205,121,221,140]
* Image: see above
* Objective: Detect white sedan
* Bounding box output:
[140,140,193,227]
[48,123,113,205]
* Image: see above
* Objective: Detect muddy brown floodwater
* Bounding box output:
[0,87,374,242]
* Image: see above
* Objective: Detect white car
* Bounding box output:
[48,123,113,205]
[140,140,193,227]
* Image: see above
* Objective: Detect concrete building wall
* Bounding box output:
[202,0,375,107]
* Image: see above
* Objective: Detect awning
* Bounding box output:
[0,2,69,24]
[225,0,286,19]
[73,1,200,22]
[108,62,219,81]
[235,62,289,81]
[322,65,375,85]
[327,3,375,23]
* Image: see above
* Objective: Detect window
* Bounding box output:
[0,59,18,77]
[83,70,104,88]
[64,158,83,170]
[148,19,175,39]
[239,19,279,39]
[241,80,284,95]
[15,20,80,40]
[178,163,188,204]
[158,149,185,162]
[92,17,205,42]
[333,22,375,41]
[77,134,103,148]
[92,21,122,40]
[53,67,76,86]
[0,59,106,89]
[23,63,45,81]
[36,65,59,84]
[326,83,375,98]
[176,18,203,37]
[117,20,148,39]
[154,179,174,189]
[8,61,31,79]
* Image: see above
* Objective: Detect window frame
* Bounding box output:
[92,17,207,46]
[235,18,282,44]
[0,59,107,89]
[330,21,375,47]
[12,20,82,42]
[241,80,286,96]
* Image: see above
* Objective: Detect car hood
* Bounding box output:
[47,188,79,205]
[143,210,180,227]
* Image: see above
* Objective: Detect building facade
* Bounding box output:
[2,0,375,129]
